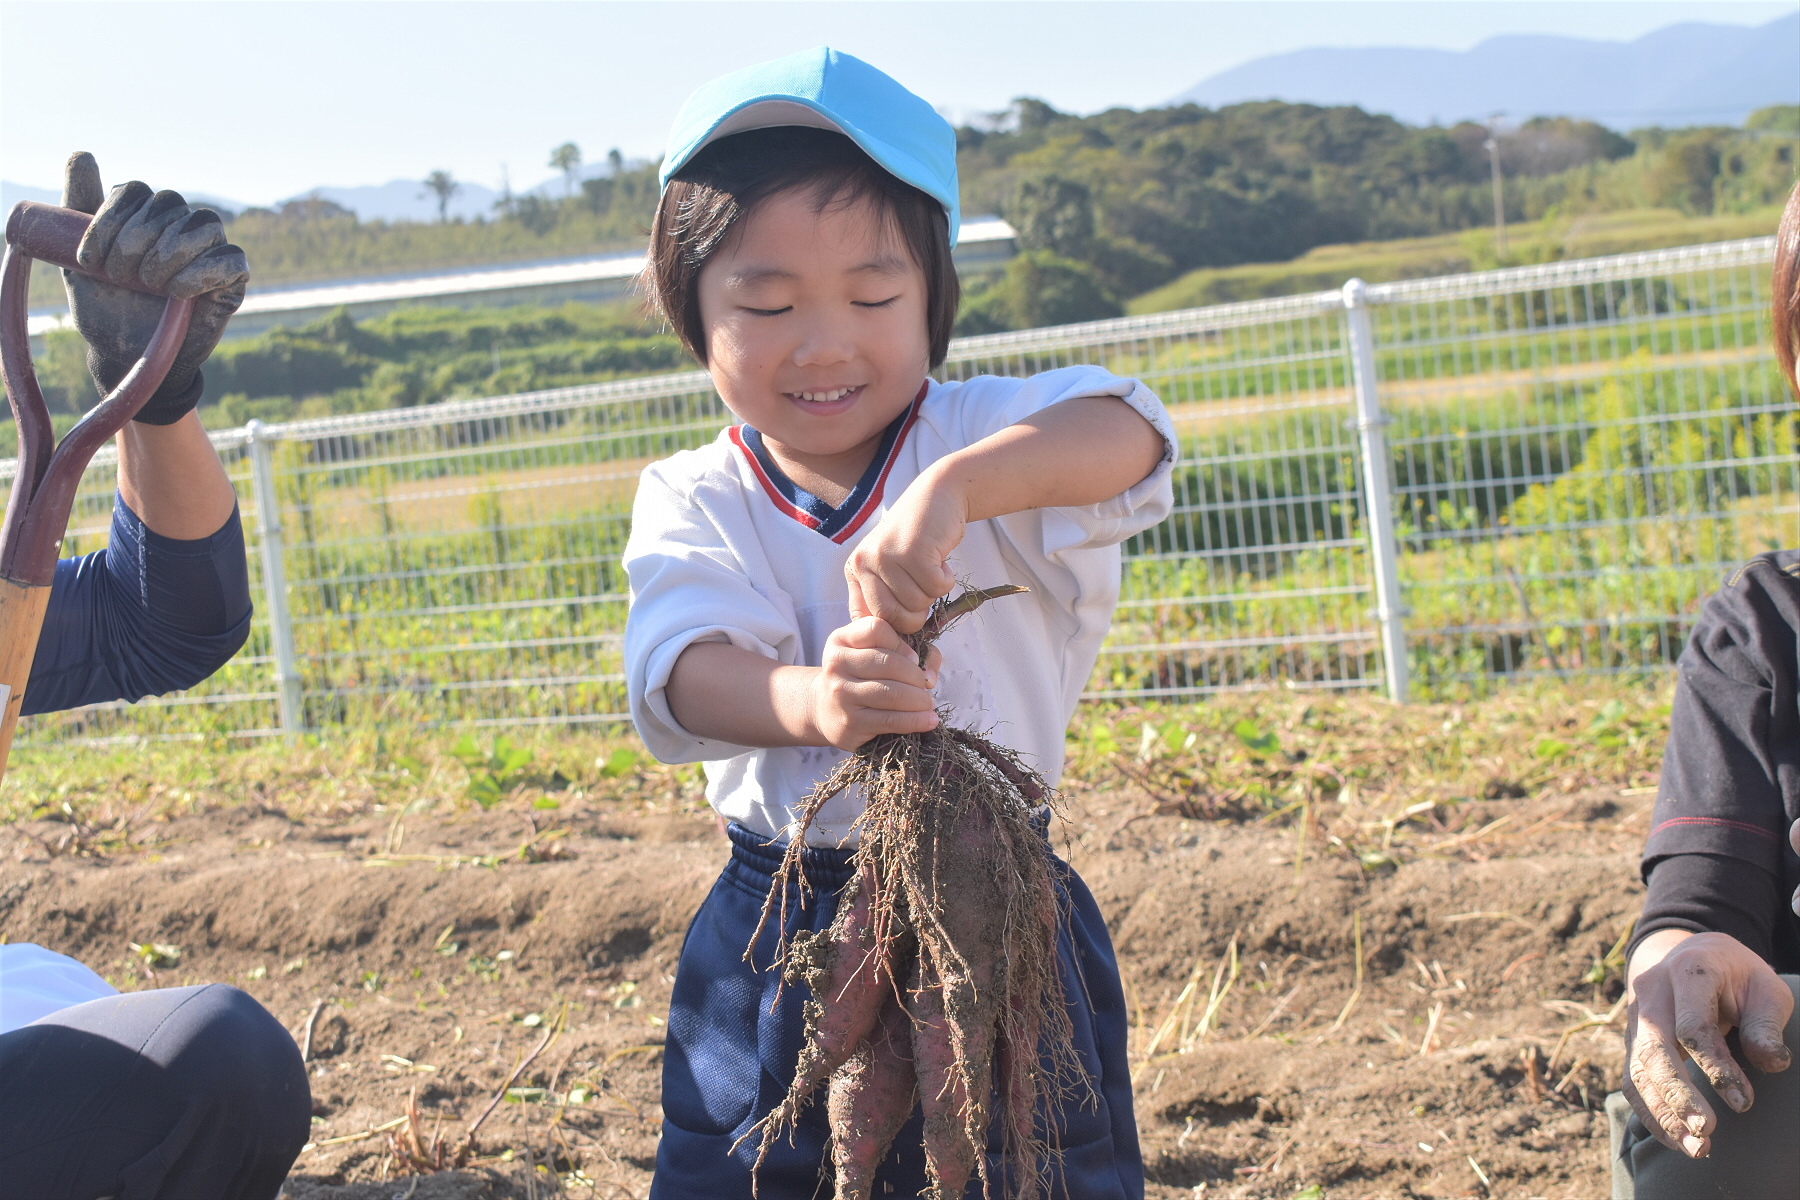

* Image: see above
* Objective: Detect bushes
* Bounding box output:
[198,301,687,424]
[956,251,1121,334]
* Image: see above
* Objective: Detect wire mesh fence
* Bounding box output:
[10,235,1790,744]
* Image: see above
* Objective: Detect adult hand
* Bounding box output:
[1791,819,1800,916]
[807,617,941,750]
[60,152,249,425]
[1623,928,1795,1157]
[845,474,965,635]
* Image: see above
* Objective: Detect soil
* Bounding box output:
[0,767,1648,1199]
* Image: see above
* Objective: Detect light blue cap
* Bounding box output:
[660,47,961,246]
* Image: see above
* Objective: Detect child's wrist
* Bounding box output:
[776,665,830,746]
[916,455,977,523]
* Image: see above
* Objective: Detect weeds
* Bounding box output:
[1066,678,1670,863]
[2,725,703,831]
[129,941,181,970]
[451,734,534,808]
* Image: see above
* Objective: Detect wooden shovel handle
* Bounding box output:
[0,578,53,779]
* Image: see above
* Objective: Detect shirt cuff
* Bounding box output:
[1633,852,1782,966]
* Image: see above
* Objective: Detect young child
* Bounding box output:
[623,47,1174,1199]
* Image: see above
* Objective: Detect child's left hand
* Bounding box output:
[845,473,966,634]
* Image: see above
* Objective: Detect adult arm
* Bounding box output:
[24,415,250,715]
[1621,552,1800,1155]
[116,411,237,540]
[21,154,253,717]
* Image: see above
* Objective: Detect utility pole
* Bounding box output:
[1485,114,1507,258]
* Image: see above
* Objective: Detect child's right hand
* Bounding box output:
[808,616,942,750]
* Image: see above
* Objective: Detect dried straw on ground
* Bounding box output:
[750,586,1088,1200]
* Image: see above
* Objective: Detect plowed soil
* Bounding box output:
[0,692,1658,1199]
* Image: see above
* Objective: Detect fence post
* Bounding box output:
[245,420,304,734]
[1342,279,1410,703]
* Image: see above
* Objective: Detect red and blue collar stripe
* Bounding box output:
[729,383,927,543]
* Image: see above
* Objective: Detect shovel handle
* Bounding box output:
[0,578,53,778]
[0,201,196,782]
[6,201,174,297]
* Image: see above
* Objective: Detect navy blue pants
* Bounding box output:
[0,984,311,1200]
[651,823,1144,1200]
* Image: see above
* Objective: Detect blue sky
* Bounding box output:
[1,0,1791,206]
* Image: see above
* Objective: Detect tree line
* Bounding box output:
[953,100,1799,330]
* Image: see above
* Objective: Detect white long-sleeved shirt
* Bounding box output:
[623,365,1176,845]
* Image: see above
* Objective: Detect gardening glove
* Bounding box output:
[60,151,249,425]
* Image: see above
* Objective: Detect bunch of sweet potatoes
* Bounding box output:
[751,587,1084,1200]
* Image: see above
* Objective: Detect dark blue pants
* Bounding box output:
[0,984,311,1200]
[651,823,1144,1200]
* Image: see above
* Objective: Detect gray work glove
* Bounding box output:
[61,152,250,425]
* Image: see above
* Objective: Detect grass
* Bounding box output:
[3,678,1671,839]
[1128,206,1786,314]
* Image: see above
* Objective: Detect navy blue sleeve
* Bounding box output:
[1634,852,1783,966]
[1638,550,1800,975]
[24,495,253,715]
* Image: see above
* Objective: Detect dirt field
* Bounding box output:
[0,686,1664,1199]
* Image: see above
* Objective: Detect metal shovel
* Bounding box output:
[0,201,195,780]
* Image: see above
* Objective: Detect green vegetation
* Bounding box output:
[23,203,1778,438]
[214,159,660,286]
[24,103,1790,321]
[16,301,687,439]
[16,105,1794,423]
[5,676,1672,831]
[1129,206,1786,312]
[198,301,686,427]
[450,733,536,808]
[956,102,1797,329]
[1091,281,1797,697]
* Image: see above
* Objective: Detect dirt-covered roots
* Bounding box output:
[752,587,1086,1200]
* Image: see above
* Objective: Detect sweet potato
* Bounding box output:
[910,789,1008,1196]
[829,995,917,1199]
[910,955,982,1199]
[783,863,890,1110]
[994,996,1045,1200]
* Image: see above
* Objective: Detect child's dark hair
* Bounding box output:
[646,126,959,367]
[1776,180,1800,395]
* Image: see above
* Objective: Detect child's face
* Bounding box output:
[697,188,930,473]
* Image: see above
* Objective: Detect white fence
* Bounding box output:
[14,236,1793,743]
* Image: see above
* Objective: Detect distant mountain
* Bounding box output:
[1171,14,1799,130]
[279,162,627,223]
[7,160,642,226]
[280,179,502,223]
[0,180,60,212]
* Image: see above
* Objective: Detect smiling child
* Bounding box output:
[622,48,1175,1198]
